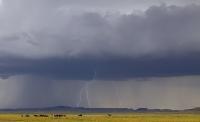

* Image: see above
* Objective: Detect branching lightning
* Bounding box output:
[76,70,97,108]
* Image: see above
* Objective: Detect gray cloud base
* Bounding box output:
[1,55,200,80]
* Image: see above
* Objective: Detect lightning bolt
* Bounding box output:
[77,70,97,108]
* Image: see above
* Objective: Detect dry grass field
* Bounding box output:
[0,113,200,122]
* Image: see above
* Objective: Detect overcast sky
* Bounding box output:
[0,0,200,109]
[1,0,199,13]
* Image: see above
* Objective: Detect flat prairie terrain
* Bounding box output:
[0,113,200,122]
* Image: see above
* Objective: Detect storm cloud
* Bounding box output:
[0,0,200,109]
[0,1,200,79]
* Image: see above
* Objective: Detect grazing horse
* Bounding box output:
[39,114,49,117]
[107,113,112,117]
[78,114,83,117]
[34,114,39,117]
[24,114,30,117]
[53,114,66,118]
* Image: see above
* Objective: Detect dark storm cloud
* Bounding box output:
[0,1,200,80]
[1,54,200,80]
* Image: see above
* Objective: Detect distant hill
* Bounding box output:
[0,106,200,113]
[183,107,200,112]
[0,106,134,113]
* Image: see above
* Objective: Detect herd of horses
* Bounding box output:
[21,114,66,118]
[21,113,112,118]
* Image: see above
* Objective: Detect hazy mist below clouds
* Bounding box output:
[0,75,200,110]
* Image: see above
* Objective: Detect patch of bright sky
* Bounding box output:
[0,0,1,4]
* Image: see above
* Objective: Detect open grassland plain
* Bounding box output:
[0,113,200,122]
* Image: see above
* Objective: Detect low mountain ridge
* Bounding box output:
[0,106,200,113]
